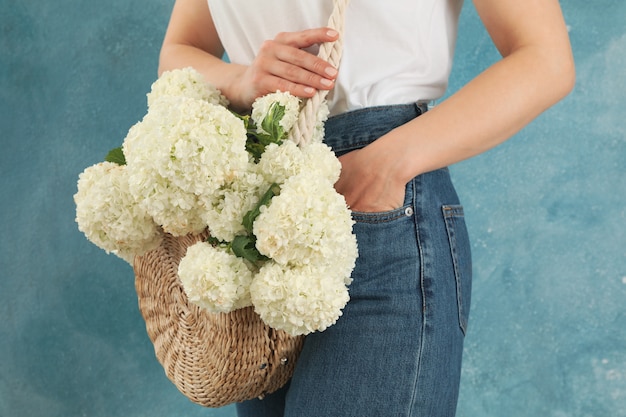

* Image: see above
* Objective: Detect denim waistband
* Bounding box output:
[323,103,427,156]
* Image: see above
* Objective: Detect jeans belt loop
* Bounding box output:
[416,102,429,115]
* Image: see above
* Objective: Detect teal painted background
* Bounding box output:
[1,0,624,416]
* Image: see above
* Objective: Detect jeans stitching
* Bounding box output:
[442,204,469,335]
[408,178,426,417]
[351,205,412,223]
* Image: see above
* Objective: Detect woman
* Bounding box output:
[158,1,575,416]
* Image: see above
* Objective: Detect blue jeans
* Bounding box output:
[237,104,472,417]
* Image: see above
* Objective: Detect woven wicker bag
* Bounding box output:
[133,0,350,408]
[134,232,303,407]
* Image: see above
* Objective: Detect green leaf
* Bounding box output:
[239,103,290,161]
[206,235,226,247]
[105,147,126,165]
[245,140,267,163]
[261,102,287,142]
[231,235,268,263]
[242,183,281,233]
[231,111,253,130]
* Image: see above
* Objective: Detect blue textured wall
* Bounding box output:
[1,0,624,416]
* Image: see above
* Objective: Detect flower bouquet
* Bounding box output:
[74,67,358,336]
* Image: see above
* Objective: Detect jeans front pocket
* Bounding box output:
[350,204,414,224]
[347,179,419,302]
[442,205,472,335]
[350,179,414,224]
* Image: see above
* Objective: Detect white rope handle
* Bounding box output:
[288,0,350,146]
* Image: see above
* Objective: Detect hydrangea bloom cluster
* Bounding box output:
[253,174,356,273]
[74,162,162,263]
[146,66,228,108]
[251,90,301,136]
[257,140,341,186]
[251,262,351,335]
[123,95,250,236]
[74,67,358,336]
[178,242,254,313]
[251,173,357,334]
[200,168,267,243]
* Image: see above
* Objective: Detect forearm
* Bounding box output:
[156,0,254,110]
[375,44,575,183]
[158,33,340,112]
[158,43,249,110]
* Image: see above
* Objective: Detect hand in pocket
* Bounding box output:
[335,147,406,213]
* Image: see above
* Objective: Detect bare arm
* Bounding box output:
[158,0,339,111]
[335,0,575,212]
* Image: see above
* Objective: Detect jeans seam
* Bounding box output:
[442,205,469,335]
[351,206,410,223]
[408,178,426,417]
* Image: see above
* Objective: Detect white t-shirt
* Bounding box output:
[207,0,464,115]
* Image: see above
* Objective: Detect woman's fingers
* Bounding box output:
[257,28,339,93]
[274,45,337,81]
[274,28,339,80]
[235,27,339,108]
[274,27,340,50]
[266,48,337,91]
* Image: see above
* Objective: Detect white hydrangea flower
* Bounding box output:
[250,262,350,336]
[257,141,341,186]
[251,91,301,136]
[301,141,341,184]
[74,162,163,264]
[122,96,249,236]
[253,173,358,282]
[76,69,358,334]
[201,166,269,243]
[147,67,228,108]
[256,141,305,185]
[178,241,254,313]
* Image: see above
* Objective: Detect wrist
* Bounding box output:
[368,131,417,186]
[220,64,253,112]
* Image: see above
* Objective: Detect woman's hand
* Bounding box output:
[229,28,340,110]
[159,0,339,111]
[335,145,408,213]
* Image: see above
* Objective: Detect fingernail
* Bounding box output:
[325,67,338,77]
[327,29,339,38]
[320,78,334,87]
[304,87,315,94]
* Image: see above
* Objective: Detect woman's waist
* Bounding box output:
[323,103,427,156]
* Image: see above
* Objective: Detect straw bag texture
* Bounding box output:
[134,232,303,407]
[133,0,349,407]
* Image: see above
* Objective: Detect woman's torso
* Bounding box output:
[207,0,464,115]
